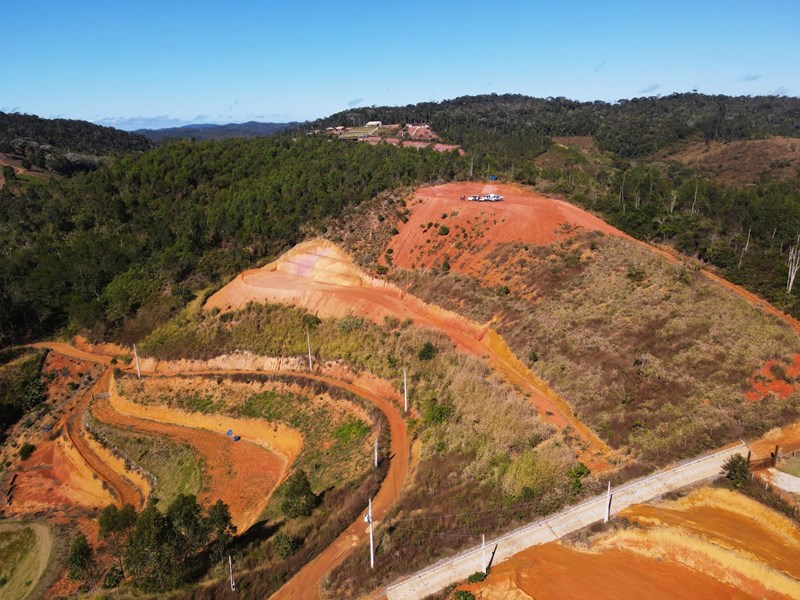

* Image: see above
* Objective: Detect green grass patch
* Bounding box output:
[333,418,369,444]
[87,420,202,506]
[0,522,53,600]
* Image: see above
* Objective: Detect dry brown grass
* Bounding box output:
[390,233,800,467]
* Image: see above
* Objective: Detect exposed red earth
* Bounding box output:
[460,487,800,600]
[205,238,612,469]
[26,342,409,600]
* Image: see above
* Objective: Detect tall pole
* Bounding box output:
[604,481,612,523]
[481,533,486,574]
[403,367,408,413]
[228,554,236,591]
[306,331,313,371]
[133,344,141,379]
[368,497,375,569]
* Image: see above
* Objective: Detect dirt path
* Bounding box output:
[0,521,55,600]
[93,387,288,532]
[207,239,611,469]
[30,343,409,599]
[63,370,145,508]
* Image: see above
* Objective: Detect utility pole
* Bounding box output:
[228,555,236,591]
[481,534,486,574]
[604,481,612,523]
[306,331,313,371]
[403,367,408,413]
[132,344,141,379]
[365,498,374,569]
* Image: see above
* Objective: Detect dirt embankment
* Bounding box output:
[461,487,800,599]
[385,182,629,278]
[206,238,611,469]
[100,377,297,532]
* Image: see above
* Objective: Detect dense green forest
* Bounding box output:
[137,121,299,143]
[0,111,152,155]
[0,135,466,344]
[535,151,800,316]
[313,93,800,159]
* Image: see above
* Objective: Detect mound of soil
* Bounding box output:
[384,182,627,278]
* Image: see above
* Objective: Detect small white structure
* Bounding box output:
[366,121,382,127]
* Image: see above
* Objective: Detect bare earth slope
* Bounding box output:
[206,238,612,468]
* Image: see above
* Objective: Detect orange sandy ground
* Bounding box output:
[100,376,299,532]
[385,182,628,278]
[205,238,611,470]
[461,488,800,600]
[745,354,800,401]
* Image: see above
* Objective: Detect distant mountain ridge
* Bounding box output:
[0,111,152,155]
[311,93,800,158]
[136,121,300,143]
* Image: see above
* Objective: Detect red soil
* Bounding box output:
[94,387,285,532]
[269,372,408,600]
[745,355,800,401]
[385,182,628,277]
[206,239,611,469]
[460,542,757,600]
[462,488,800,600]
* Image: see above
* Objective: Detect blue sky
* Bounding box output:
[2,1,799,129]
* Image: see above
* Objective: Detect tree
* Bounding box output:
[1,165,14,181]
[167,494,210,553]
[99,503,137,578]
[722,454,750,488]
[67,534,96,588]
[418,341,437,361]
[280,470,318,518]
[124,501,183,592]
[788,235,800,293]
[206,500,236,562]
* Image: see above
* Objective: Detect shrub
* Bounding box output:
[454,592,475,600]
[442,260,451,272]
[528,351,539,363]
[272,532,302,559]
[438,225,450,236]
[496,285,510,296]
[280,470,318,518]
[467,571,486,583]
[376,265,388,275]
[102,566,123,588]
[722,454,749,488]
[418,342,437,361]
[19,443,35,460]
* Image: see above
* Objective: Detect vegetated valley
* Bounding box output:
[1,93,800,600]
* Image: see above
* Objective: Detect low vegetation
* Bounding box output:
[389,233,800,471]
[141,302,594,595]
[85,417,203,506]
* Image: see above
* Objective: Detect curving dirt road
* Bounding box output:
[266,372,408,600]
[64,370,145,508]
[31,342,409,599]
[92,387,289,532]
[206,240,612,469]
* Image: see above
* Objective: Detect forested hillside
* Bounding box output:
[314,93,800,158]
[0,135,466,344]
[0,111,152,155]
[137,121,299,143]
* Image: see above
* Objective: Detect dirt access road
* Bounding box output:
[32,343,409,600]
[207,239,611,470]
[385,443,746,600]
